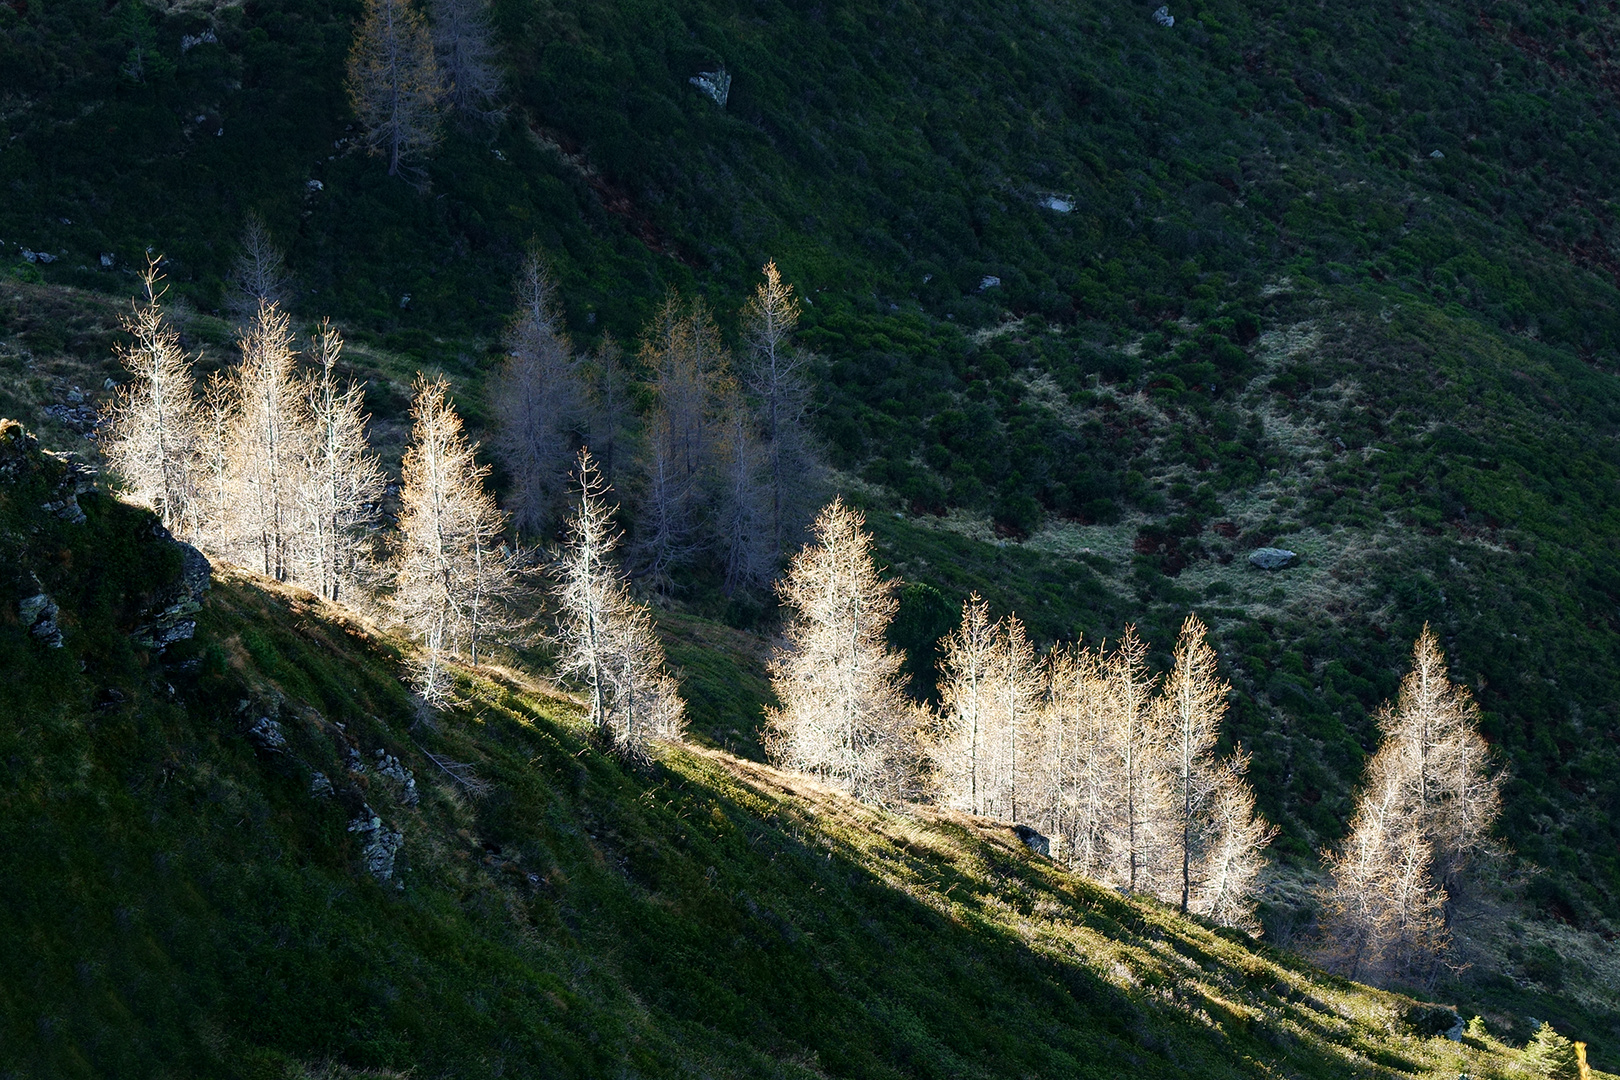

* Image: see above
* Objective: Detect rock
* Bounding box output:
[132,532,210,651]
[1248,547,1297,570]
[19,592,63,647]
[689,67,731,108]
[1152,5,1175,26]
[348,806,404,882]
[247,716,287,752]
[1402,1001,1463,1039]
[100,253,115,268]
[979,275,1002,291]
[180,28,217,51]
[1430,149,1445,159]
[1013,824,1050,857]
[305,179,323,192]
[375,750,419,806]
[310,771,334,798]
[1039,195,1075,213]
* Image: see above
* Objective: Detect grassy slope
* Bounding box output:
[5,0,1620,1052]
[0,454,1582,1078]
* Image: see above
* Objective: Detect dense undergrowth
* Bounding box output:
[0,432,1590,1078]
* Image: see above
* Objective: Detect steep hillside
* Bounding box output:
[0,420,1592,1079]
[5,0,1620,1056]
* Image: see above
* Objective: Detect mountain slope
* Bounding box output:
[0,421,1583,1078]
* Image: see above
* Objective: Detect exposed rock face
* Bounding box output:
[1248,547,1297,570]
[309,771,335,798]
[348,806,404,882]
[247,716,288,752]
[19,591,63,647]
[133,528,210,652]
[375,749,420,807]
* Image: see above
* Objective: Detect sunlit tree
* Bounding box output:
[101,257,199,537]
[764,498,919,802]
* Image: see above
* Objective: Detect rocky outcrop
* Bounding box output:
[18,590,63,647]
[132,527,210,652]
[348,806,405,883]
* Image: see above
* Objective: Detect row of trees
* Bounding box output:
[763,500,1503,941]
[104,266,387,600]
[490,256,822,595]
[934,605,1275,924]
[102,260,523,702]
[103,252,1501,950]
[763,501,1274,927]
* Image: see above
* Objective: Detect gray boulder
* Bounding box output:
[1248,547,1297,570]
[19,592,63,647]
[1013,824,1050,857]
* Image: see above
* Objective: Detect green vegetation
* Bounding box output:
[0,434,1595,1077]
[6,0,1620,1063]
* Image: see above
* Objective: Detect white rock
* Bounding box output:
[1153,6,1175,26]
[979,275,1001,291]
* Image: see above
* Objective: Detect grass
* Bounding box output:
[0,422,1605,1078]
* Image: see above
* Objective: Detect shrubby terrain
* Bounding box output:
[4,0,1620,1066]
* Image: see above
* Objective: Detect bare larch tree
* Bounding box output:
[934,593,997,815]
[739,260,819,563]
[227,300,307,581]
[228,214,292,327]
[391,375,510,700]
[297,320,385,602]
[764,498,919,803]
[554,448,684,760]
[1317,626,1501,984]
[347,0,444,177]
[429,0,502,121]
[492,250,583,536]
[101,257,199,537]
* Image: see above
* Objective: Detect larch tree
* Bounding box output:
[1160,614,1228,914]
[347,0,444,178]
[935,593,997,815]
[985,613,1040,822]
[101,258,199,537]
[739,260,818,562]
[634,293,729,575]
[1036,640,1110,873]
[228,214,292,327]
[391,375,508,700]
[227,300,307,581]
[554,448,683,760]
[764,498,919,803]
[430,0,502,121]
[1193,751,1276,931]
[297,321,385,602]
[1103,627,1166,896]
[492,250,584,535]
[1317,626,1499,984]
[194,370,234,557]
